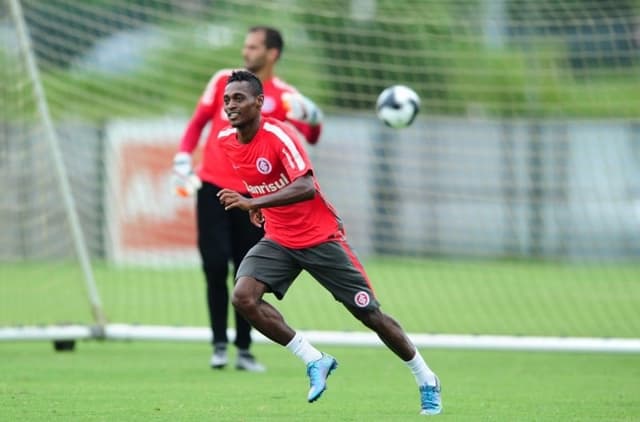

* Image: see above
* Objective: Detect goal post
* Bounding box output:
[5,0,106,330]
[1,0,639,352]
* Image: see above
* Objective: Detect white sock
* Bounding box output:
[405,350,437,386]
[285,332,323,365]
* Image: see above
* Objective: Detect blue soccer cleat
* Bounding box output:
[419,377,442,415]
[306,354,338,403]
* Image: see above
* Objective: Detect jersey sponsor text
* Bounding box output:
[244,172,290,195]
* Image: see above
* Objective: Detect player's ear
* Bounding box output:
[256,94,264,109]
[266,47,279,63]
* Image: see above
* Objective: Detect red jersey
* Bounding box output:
[178,69,321,192]
[218,117,341,249]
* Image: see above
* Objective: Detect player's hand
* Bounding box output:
[172,152,201,197]
[217,188,253,211]
[282,92,323,126]
[249,209,264,227]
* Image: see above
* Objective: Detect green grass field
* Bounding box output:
[2,258,639,420]
[2,341,639,421]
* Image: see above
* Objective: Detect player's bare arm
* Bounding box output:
[218,174,315,211]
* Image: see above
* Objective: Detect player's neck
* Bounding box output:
[236,116,262,144]
[255,67,274,83]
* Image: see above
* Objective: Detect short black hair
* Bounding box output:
[249,26,284,58]
[227,70,263,96]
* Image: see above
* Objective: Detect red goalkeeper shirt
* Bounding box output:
[218,117,341,249]
[178,69,321,192]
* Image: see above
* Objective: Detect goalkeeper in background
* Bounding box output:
[172,26,323,372]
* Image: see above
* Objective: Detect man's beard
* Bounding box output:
[245,60,263,74]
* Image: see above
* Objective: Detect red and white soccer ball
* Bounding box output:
[375,85,421,129]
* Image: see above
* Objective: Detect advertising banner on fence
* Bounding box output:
[105,119,200,266]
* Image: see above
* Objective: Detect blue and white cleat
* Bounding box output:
[419,376,442,415]
[306,353,338,403]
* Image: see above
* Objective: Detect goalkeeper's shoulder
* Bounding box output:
[209,68,234,83]
[202,69,235,91]
[200,68,234,106]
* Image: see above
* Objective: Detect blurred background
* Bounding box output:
[1,0,639,343]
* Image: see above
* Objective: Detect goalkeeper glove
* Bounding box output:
[282,92,323,126]
[172,152,201,197]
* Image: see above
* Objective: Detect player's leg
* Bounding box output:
[229,204,265,371]
[346,307,442,415]
[232,275,295,345]
[346,307,414,357]
[197,182,233,368]
[231,239,301,345]
[299,237,442,414]
[231,239,336,402]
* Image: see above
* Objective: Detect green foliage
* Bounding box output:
[0,48,35,121]
[39,17,327,122]
[292,0,640,117]
[444,43,640,118]
[11,1,640,120]
[298,0,461,110]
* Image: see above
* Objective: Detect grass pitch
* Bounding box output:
[1,341,639,421]
[2,258,639,420]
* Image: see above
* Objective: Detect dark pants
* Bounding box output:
[197,181,264,350]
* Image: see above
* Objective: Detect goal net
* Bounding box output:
[1,0,639,351]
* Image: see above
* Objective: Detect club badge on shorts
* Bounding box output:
[354,291,370,307]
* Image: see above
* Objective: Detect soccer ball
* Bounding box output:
[375,85,420,128]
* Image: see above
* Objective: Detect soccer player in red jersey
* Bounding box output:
[216,70,443,415]
[172,27,323,372]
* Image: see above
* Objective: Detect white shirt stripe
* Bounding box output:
[264,122,306,171]
[217,127,236,138]
[281,148,295,169]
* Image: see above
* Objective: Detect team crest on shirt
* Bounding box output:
[262,96,276,113]
[256,157,272,174]
[354,291,370,308]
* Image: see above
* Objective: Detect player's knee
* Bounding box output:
[230,290,253,313]
[231,277,260,313]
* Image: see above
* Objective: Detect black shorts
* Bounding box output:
[236,237,380,311]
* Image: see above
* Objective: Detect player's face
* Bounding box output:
[242,31,272,73]
[223,81,263,128]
